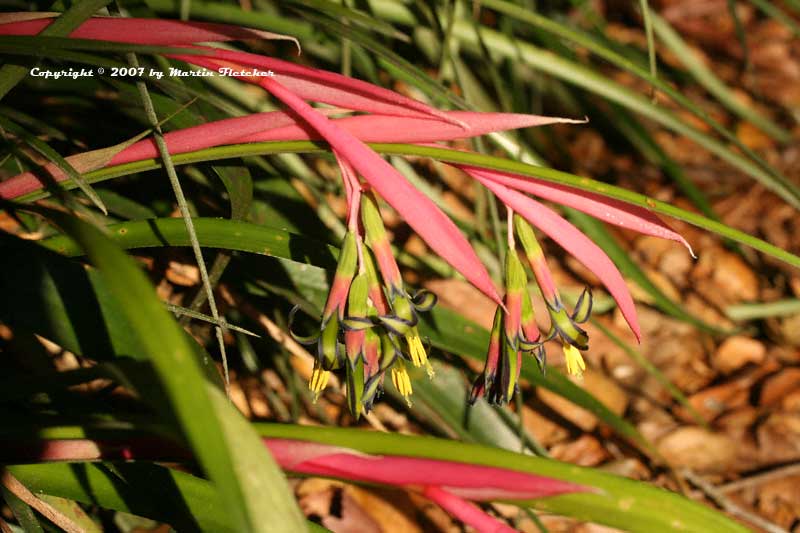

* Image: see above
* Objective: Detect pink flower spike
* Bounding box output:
[423,487,518,533]
[464,167,694,256]
[244,73,502,305]
[475,175,642,341]
[0,15,299,47]
[264,438,589,501]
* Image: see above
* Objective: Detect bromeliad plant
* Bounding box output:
[3,6,794,533]
[0,14,697,414]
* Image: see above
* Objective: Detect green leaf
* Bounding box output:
[7,461,329,533]
[283,0,409,42]
[389,360,528,451]
[0,113,107,214]
[29,140,798,271]
[9,462,232,532]
[638,0,658,91]
[164,302,260,337]
[3,204,306,532]
[38,495,102,533]
[41,217,338,269]
[145,0,315,39]
[726,298,800,321]
[4,421,742,532]
[0,234,151,363]
[1,484,45,533]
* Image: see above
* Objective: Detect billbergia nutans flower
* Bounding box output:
[0,14,694,409]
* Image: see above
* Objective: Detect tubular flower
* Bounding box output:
[514,214,593,376]
[470,247,543,405]
[289,228,358,393]
[291,182,438,414]
[361,192,438,379]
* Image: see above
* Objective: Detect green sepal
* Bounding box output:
[360,192,388,245]
[572,287,593,323]
[411,289,437,312]
[377,314,415,336]
[362,245,387,306]
[341,317,374,331]
[391,293,415,323]
[514,214,545,258]
[504,249,528,292]
[504,341,520,402]
[288,305,320,346]
[337,231,359,280]
[531,344,547,374]
[346,357,366,418]
[318,314,341,370]
[379,333,402,373]
[347,272,369,318]
[548,303,589,350]
[361,374,383,412]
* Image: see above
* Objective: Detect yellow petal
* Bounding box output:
[309,365,331,401]
[391,360,413,406]
[563,344,585,379]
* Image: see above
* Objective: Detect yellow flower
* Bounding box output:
[406,326,435,377]
[391,359,413,406]
[563,344,586,379]
[309,364,331,401]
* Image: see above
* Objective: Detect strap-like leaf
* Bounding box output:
[0,14,299,47]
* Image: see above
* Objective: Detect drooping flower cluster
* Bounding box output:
[290,180,439,415]
[0,14,695,411]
